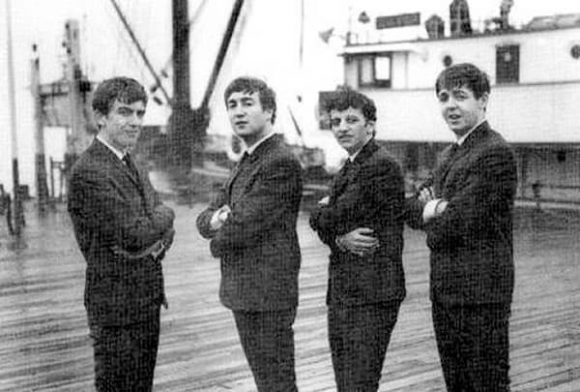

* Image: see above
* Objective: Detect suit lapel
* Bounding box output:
[226,134,281,203]
[123,154,143,185]
[435,144,460,188]
[436,122,490,190]
[94,140,143,188]
[330,140,378,203]
[330,161,351,203]
[226,153,250,198]
[93,139,150,211]
[119,157,144,190]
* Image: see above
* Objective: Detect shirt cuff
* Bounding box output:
[210,210,222,230]
[423,199,442,222]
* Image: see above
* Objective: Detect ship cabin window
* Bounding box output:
[357,54,392,88]
[571,45,580,59]
[359,57,374,85]
[374,55,392,87]
[496,45,519,84]
[443,55,453,67]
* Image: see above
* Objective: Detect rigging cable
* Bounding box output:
[109,0,172,105]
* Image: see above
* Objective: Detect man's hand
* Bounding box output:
[161,228,175,250]
[418,186,435,204]
[151,227,175,261]
[210,205,231,230]
[336,227,379,257]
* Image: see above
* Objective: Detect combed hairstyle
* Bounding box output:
[435,63,490,99]
[324,86,377,123]
[92,77,148,116]
[224,76,277,124]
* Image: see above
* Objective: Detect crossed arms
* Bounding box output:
[310,158,404,257]
[196,156,302,257]
[405,145,517,249]
[68,167,175,257]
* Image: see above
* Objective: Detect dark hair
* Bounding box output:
[92,77,148,116]
[224,76,277,124]
[435,63,490,99]
[324,86,377,122]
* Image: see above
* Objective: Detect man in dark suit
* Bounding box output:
[68,77,175,391]
[196,76,303,392]
[309,88,406,391]
[406,63,517,391]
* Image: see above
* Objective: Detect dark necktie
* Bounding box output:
[343,158,353,174]
[232,152,250,178]
[123,153,148,212]
[448,143,459,159]
[123,153,140,179]
[239,151,250,166]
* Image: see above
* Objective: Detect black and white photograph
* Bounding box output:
[1,0,580,390]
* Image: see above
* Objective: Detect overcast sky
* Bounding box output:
[6,0,580,88]
[2,0,580,192]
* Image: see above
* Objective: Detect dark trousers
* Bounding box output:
[233,308,298,392]
[432,301,511,392]
[328,301,401,392]
[89,309,161,392]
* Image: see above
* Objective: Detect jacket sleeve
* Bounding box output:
[404,175,434,230]
[310,157,404,245]
[309,207,334,246]
[364,159,405,254]
[68,166,174,252]
[196,186,229,239]
[209,156,303,257]
[425,145,517,250]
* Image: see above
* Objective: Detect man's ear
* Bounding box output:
[94,111,105,128]
[366,120,376,136]
[479,92,489,110]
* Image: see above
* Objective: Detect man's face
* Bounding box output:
[330,107,374,155]
[226,91,272,146]
[437,85,487,137]
[97,99,146,151]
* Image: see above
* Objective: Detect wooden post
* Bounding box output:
[31,44,50,213]
[49,158,55,201]
[4,0,24,236]
[520,147,528,199]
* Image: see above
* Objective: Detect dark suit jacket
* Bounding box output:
[196,134,303,311]
[406,121,517,305]
[309,139,406,307]
[68,139,175,326]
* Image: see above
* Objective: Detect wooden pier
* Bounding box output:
[0,203,579,391]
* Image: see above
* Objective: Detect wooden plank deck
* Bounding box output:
[0,202,579,391]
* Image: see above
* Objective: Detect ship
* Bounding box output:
[323,0,580,203]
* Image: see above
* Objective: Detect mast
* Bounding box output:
[169,0,197,168]
[4,0,24,236]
